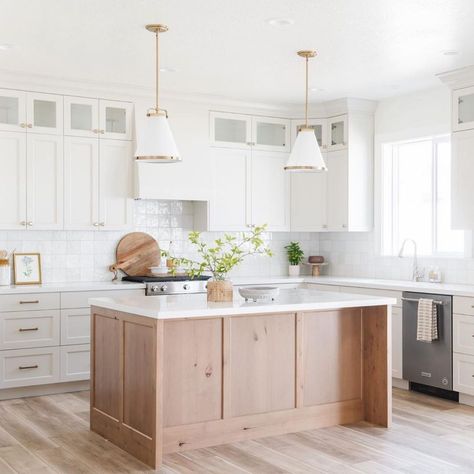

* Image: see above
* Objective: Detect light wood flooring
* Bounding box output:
[0,388,472,473]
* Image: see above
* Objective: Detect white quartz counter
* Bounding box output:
[0,280,145,294]
[89,288,396,320]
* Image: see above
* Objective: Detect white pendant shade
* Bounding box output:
[284,129,327,171]
[135,114,181,163]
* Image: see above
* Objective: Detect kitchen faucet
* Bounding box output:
[398,239,424,282]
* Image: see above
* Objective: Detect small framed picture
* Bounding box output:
[13,253,42,285]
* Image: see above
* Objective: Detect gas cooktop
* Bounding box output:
[122,274,211,295]
[122,275,211,283]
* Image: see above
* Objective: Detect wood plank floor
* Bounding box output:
[0,388,472,473]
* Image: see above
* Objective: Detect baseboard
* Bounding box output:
[459,393,474,407]
[392,378,409,390]
[0,381,90,400]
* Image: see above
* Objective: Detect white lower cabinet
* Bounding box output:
[60,309,90,345]
[0,310,60,350]
[0,347,60,389]
[454,314,474,356]
[391,306,403,379]
[60,344,90,382]
[453,353,474,396]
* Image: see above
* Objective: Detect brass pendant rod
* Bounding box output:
[305,56,309,128]
[155,30,160,112]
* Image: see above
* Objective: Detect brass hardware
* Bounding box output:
[19,364,38,370]
[27,123,32,128]
[27,221,33,226]
[146,24,169,34]
[99,222,105,226]
[136,155,180,161]
[100,129,105,134]
[20,123,26,128]
[93,222,99,227]
[342,224,347,228]
[19,300,39,304]
[92,129,99,134]
[20,221,26,226]
[296,50,317,128]
[146,24,169,114]
[284,165,326,171]
[19,327,39,332]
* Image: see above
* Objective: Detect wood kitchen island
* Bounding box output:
[89,289,395,469]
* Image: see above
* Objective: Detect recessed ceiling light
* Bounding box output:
[442,50,458,56]
[0,44,13,51]
[265,18,295,28]
[159,67,176,73]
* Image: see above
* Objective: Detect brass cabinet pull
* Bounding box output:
[19,300,39,304]
[27,123,33,128]
[100,129,105,134]
[92,129,99,134]
[18,327,39,332]
[19,123,26,128]
[19,364,38,370]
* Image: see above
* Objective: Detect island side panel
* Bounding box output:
[227,313,296,417]
[299,309,363,407]
[362,305,392,427]
[163,318,223,427]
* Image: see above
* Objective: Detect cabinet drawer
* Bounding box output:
[454,314,474,356]
[0,310,60,350]
[0,293,60,312]
[61,309,90,345]
[61,289,144,309]
[453,353,474,396]
[453,296,474,316]
[60,344,90,382]
[0,347,59,388]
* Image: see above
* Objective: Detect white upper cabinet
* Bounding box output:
[291,118,328,151]
[252,116,290,152]
[251,151,290,231]
[27,93,63,135]
[99,100,133,140]
[64,96,99,138]
[209,147,250,231]
[0,131,27,229]
[65,96,132,140]
[326,150,349,230]
[98,139,133,230]
[26,134,64,229]
[0,89,62,135]
[453,86,474,132]
[291,168,327,232]
[0,89,26,132]
[327,115,348,151]
[64,136,99,230]
[210,111,290,152]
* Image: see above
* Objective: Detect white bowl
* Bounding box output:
[238,286,280,302]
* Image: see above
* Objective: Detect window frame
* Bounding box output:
[380,134,467,258]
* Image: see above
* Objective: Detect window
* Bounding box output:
[381,135,464,256]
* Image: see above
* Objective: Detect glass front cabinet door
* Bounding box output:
[291,118,327,151]
[453,86,474,132]
[0,89,26,132]
[327,115,348,151]
[26,93,63,135]
[99,100,133,140]
[64,96,99,138]
[252,116,290,152]
[210,111,252,148]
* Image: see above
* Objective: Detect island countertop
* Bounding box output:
[89,288,396,320]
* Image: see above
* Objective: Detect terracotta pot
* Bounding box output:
[207,280,233,302]
[288,265,300,277]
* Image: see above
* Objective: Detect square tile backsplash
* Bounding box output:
[0,200,319,283]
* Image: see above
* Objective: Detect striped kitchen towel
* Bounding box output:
[416,298,438,343]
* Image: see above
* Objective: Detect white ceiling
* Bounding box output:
[1,0,474,105]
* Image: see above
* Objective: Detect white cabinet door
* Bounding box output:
[327,115,348,151]
[453,86,474,132]
[0,131,27,229]
[64,96,99,138]
[98,139,133,230]
[453,314,474,356]
[26,134,64,229]
[26,92,63,135]
[290,167,328,232]
[0,89,27,132]
[451,130,474,229]
[61,309,90,345]
[99,99,133,140]
[252,116,290,152]
[60,344,90,381]
[251,151,290,231]
[209,147,250,231]
[210,111,252,149]
[326,150,348,231]
[453,353,474,396]
[64,136,99,230]
[392,306,403,379]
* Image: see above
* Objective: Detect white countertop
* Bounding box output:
[89,288,396,320]
[0,280,145,294]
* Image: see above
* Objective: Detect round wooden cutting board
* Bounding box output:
[110,232,161,277]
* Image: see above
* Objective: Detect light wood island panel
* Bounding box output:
[90,305,391,469]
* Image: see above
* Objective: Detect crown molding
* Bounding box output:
[437,65,474,90]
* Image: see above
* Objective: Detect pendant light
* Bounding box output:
[284,50,327,172]
[135,24,181,163]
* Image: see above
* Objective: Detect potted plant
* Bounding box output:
[285,241,304,276]
[164,225,272,302]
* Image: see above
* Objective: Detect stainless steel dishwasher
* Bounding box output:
[402,291,453,392]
